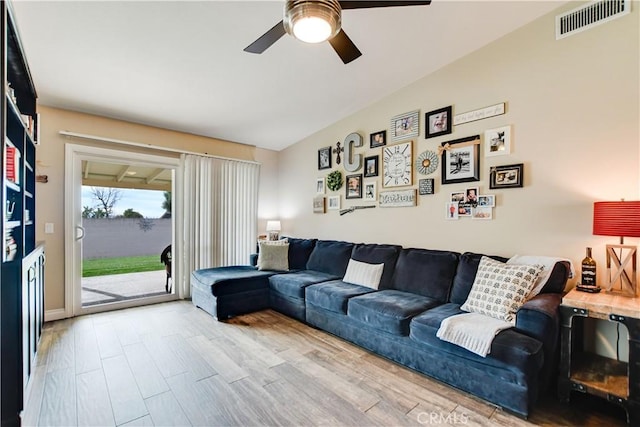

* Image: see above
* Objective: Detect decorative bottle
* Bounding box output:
[581,247,597,287]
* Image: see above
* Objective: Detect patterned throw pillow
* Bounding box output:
[461,256,543,323]
[343,258,384,289]
[257,240,289,271]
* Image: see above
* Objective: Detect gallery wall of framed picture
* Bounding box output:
[313,99,520,219]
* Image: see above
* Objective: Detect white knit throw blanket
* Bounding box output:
[436,313,513,357]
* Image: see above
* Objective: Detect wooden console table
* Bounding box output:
[558,289,640,425]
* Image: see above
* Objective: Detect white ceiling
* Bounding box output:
[81,160,172,191]
[11,1,566,152]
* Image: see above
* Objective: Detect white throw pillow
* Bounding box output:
[461,256,543,323]
[257,240,289,271]
[343,258,384,289]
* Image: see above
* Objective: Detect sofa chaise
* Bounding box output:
[191,237,571,418]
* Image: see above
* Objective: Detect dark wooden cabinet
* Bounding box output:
[1,1,42,426]
[21,245,44,398]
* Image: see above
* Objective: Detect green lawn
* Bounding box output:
[83,255,165,277]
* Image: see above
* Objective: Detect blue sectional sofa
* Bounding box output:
[191,237,571,418]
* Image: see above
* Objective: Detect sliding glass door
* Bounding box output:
[65,144,180,316]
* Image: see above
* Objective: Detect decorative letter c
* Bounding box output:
[343,132,363,172]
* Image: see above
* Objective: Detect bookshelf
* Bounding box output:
[1,1,43,425]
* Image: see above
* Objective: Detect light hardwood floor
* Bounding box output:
[22,301,627,426]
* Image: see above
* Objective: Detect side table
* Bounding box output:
[558,288,640,425]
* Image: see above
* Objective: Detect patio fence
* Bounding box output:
[82,218,171,259]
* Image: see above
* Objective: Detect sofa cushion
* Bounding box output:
[461,257,543,323]
[348,290,440,336]
[269,270,339,298]
[387,248,459,302]
[350,244,402,288]
[505,256,571,296]
[410,303,544,377]
[449,252,508,305]
[540,261,572,294]
[306,280,376,314]
[343,259,384,289]
[285,237,317,270]
[306,240,354,276]
[257,240,289,271]
[507,255,572,298]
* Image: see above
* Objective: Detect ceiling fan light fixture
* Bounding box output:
[292,16,332,43]
[284,0,341,44]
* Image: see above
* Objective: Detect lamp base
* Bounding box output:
[604,244,637,297]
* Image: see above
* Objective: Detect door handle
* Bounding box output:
[76,226,85,241]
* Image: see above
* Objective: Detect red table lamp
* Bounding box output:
[593,200,640,297]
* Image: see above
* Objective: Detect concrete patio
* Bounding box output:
[82,269,170,307]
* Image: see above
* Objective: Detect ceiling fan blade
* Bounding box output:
[339,1,431,9]
[328,29,362,64]
[243,21,286,54]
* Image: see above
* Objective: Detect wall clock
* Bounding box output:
[415,150,438,175]
[383,141,412,187]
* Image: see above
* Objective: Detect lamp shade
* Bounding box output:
[266,220,281,232]
[593,201,640,237]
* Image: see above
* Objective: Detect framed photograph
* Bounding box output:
[485,125,511,157]
[390,110,419,141]
[458,204,472,217]
[318,146,332,170]
[370,130,386,148]
[451,191,465,203]
[313,197,325,214]
[316,177,325,195]
[490,163,524,189]
[346,174,363,199]
[383,141,413,187]
[441,135,481,185]
[477,195,495,207]
[327,195,341,210]
[472,206,493,220]
[425,106,452,139]
[364,181,377,201]
[364,155,379,178]
[446,202,459,220]
[465,187,479,205]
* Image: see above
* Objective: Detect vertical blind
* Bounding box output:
[179,154,260,297]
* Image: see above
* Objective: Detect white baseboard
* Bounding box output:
[44,308,68,322]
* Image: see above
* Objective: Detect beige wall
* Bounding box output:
[279,2,639,267]
[35,3,638,359]
[35,106,279,312]
[277,4,639,358]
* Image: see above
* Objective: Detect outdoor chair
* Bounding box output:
[160,244,172,293]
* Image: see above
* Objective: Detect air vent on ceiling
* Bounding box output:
[556,0,630,40]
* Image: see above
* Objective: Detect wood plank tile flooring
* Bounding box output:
[23,301,627,426]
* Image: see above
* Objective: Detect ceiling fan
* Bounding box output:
[244,0,432,64]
